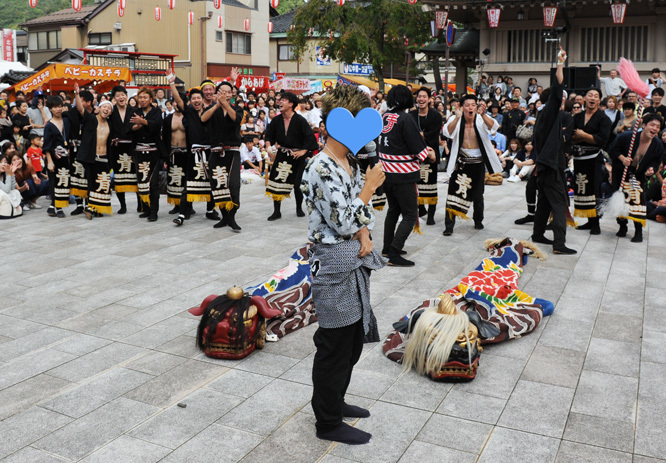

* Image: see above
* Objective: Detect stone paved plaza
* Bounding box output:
[1,174,664,463]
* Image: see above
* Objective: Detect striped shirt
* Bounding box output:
[377,110,428,184]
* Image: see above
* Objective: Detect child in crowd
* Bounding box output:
[25,134,44,174]
[240,137,263,175]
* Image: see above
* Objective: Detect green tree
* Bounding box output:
[276,0,305,15]
[0,0,96,30]
[288,0,432,91]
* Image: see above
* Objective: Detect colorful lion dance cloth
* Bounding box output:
[383,238,554,380]
[246,244,317,339]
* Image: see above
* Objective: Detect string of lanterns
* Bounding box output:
[486,2,628,28]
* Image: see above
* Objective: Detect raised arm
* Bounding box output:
[167,70,185,112]
[73,83,85,116]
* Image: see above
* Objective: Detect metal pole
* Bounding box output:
[444,43,449,109]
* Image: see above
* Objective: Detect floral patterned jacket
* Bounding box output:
[301,153,374,244]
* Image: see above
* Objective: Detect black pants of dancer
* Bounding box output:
[229,151,241,207]
[525,174,537,217]
[311,318,364,434]
[293,156,307,208]
[445,163,486,229]
[47,169,56,208]
[533,167,569,248]
[383,181,418,257]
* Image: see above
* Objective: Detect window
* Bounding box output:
[89,32,112,46]
[505,29,555,63]
[226,32,251,54]
[579,25,649,62]
[216,31,223,42]
[278,44,296,61]
[28,30,61,50]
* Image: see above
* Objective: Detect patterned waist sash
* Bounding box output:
[266,148,297,201]
[446,162,483,220]
[88,155,113,215]
[111,142,138,193]
[209,145,238,209]
[69,158,88,198]
[418,160,438,205]
[620,173,646,226]
[134,143,158,205]
[573,152,601,218]
[167,146,188,205]
[53,156,71,209]
[187,144,212,203]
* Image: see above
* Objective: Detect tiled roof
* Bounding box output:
[270,10,296,34]
[20,4,100,27]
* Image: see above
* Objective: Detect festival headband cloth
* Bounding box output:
[98,101,113,109]
[200,79,215,88]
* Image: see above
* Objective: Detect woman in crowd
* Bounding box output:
[507,140,535,182]
[0,153,23,218]
[500,138,522,177]
[11,152,48,209]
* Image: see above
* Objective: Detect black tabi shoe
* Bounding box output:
[387,255,415,267]
[173,215,184,226]
[443,228,453,236]
[139,211,151,218]
[316,423,372,445]
[296,207,306,217]
[616,223,628,237]
[590,226,601,235]
[577,221,593,230]
[474,222,484,230]
[631,232,643,243]
[117,206,127,215]
[514,215,534,225]
[381,250,406,257]
[206,210,220,221]
[148,212,158,222]
[56,209,66,218]
[47,206,56,217]
[168,206,180,214]
[213,217,227,228]
[553,246,577,255]
[267,212,282,221]
[70,206,85,216]
[531,235,554,245]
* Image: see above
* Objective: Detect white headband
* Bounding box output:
[98,101,113,109]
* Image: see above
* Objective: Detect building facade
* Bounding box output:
[20,0,271,89]
[421,0,666,92]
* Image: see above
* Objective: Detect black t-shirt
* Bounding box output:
[644,105,666,119]
[12,113,30,138]
[76,109,98,164]
[183,105,208,146]
[210,105,244,147]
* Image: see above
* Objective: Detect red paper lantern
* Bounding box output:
[29,0,38,7]
[289,24,295,31]
[408,0,417,4]
[167,0,175,10]
[118,0,126,8]
[405,37,409,46]
[117,4,125,16]
[543,6,557,27]
[611,3,626,24]
[217,15,223,28]
[155,6,161,21]
[214,0,221,8]
[337,0,344,5]
[244,19,250,31]
[308,27,314,37]
[188,11,195,25]
[487,7,501,28]
[271,0,279,8]
[72,0,82,11]
[267,21,274,33]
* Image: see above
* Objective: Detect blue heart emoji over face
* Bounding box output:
[326,107,383,155]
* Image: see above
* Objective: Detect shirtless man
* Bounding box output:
[442,94,503,235]
[73,82,113,218]
[163,97,188,211]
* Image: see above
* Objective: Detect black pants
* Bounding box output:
[445,163,486,229]
[533,167,569,248]
[383,182,418,257]
[229,151,241,207]
[148,158,161,213]
[525,174,537,216]
[293,156,307,208]
[311,318,364,433]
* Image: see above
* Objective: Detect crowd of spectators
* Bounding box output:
[2,66,666,222]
